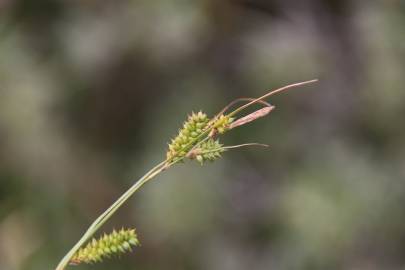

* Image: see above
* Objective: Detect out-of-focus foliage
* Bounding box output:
[1,1,405,270]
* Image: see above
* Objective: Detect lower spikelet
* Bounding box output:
[187,139,224,165]
[70,228,139,265]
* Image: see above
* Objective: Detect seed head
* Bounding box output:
[209,115,234,137]
[166,111,209,160]
[70,228,140,265]
[187,139,224,165]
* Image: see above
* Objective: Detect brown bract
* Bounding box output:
[230,105,275,130]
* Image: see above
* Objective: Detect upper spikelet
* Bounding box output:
[70,228,139,265]
[211,115,234,135]
[166,111,209,160]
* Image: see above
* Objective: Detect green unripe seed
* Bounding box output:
[70,228,140,265]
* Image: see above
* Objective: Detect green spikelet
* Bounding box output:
[166,111,209,160]
[70,228,139,265]
[188,139,224,165]
[212,115,234,134]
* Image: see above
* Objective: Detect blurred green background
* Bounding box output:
[1,1,405,269]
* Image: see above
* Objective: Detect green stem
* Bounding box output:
[56,119,216,270]
[55,160,168,270]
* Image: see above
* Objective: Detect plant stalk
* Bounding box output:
[55,160,168,270]
[55,79,317,270]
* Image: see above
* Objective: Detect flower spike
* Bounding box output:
[70,228,140,265]
[166,111,209,161]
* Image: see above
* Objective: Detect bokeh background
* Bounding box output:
[1,1,405,269]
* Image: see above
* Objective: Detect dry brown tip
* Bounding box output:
[230,105,275,130]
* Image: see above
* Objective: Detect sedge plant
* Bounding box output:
[55,79,317,270]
